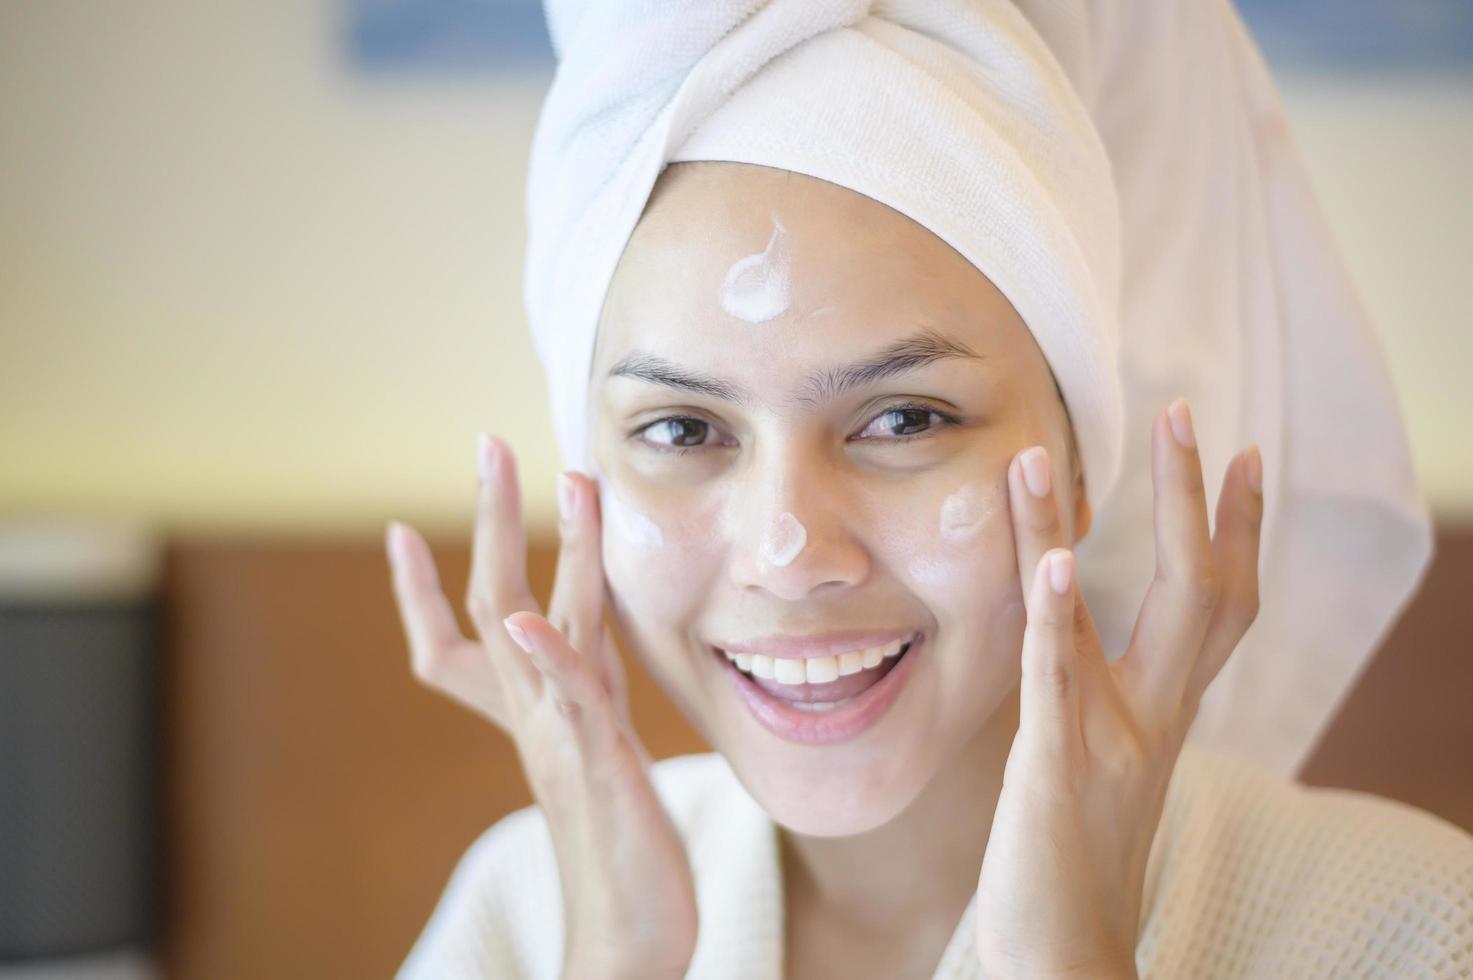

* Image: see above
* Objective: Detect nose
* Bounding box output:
[726,456,870,601]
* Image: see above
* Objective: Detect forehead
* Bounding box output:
[593,162,1035,381]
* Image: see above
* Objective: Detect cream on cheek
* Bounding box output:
[599,480,663,552]
[597,478,727,624]
[900,479,1007,595]
[598,480,672,619]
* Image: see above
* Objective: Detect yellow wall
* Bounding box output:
[3,4,1471,538]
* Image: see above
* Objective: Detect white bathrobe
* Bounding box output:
[399,742,1473,978]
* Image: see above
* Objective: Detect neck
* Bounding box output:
[777,685,1020,934]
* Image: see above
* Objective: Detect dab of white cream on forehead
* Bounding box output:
[761,512,807,567]
[599,482,663,552]
[719,213,792,323]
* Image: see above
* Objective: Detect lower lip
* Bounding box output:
[717,635,923,746]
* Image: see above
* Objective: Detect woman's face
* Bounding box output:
[589,161,1088,836]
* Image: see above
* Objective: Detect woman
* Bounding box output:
[387,2,1473,977]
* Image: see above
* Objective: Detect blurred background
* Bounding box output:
[1,1,1470,978]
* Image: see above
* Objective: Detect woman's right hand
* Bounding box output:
[385,434,699,980]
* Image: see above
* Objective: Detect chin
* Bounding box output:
[722,739,936,837]
[688,628,952,836]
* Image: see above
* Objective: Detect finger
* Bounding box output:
[504,611,618,738]
[1008,444,1069,609]
[546,471,607,660]
[387,520,512,722]
[1120,400,1220,723]
[1181,445,1264,716]
[1018,548,1085,781]
[601,621,634,732]
[386,521,479,678]
[468,433,536,612]
[466,433,539,691]
[459,433,542,695]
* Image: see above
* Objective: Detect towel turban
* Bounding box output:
[522,0,1434,779]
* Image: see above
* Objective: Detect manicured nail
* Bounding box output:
[503,616,532,654]
[1246,445,1263,495]
[1048,551,1073,596]
[385,521,405,564]
[477,433,496,481]
[1167,399,1196,449]
[1020,446,1051,499]
[556,472,576,524]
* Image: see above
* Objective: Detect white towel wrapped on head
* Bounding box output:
[526,0,1124,508]
[522,0,1434,778]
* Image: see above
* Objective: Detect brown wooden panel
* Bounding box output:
[1300,526,1473,830]
[160,533,708,980]
[158,524,1473,979]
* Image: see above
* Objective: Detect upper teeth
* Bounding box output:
[723,637,909,685]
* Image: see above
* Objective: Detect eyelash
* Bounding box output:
[631,401,963,456]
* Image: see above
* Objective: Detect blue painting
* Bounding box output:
[1237,0,1473,75]
[341,0,1473,77]
[344,0,553,75]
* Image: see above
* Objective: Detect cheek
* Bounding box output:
[891,480,1029,696]
[599,482,724,624]
[880,479,1014,602]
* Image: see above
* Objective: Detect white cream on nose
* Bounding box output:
[760,511,807,568]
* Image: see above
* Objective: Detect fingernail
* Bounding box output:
[1167,398,1196,449]
[503,616,532,654]
[385,521,406,564]
[556,472,576,525]
[1048,551,1073,596]
[1246,445,1263,495]
[477,433,496,481]
[1020,446,1051,499]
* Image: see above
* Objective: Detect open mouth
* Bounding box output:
[713,633,918,707]
[713,632,923,744]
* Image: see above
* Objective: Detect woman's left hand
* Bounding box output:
[974,399,1265,979]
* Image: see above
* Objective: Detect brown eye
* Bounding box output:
[856,406,941,440]
[851,401,963,444]
[641,417,712,449]
[881,408,933,436]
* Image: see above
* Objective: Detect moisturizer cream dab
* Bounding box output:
[907,484,997,587]
[599,481,663,552]
[761,512,807,567]
[719,213,792,323]
[938,483,995,542]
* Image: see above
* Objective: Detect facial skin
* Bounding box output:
[588,161,1092,942]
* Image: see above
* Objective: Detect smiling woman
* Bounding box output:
[587,162,1088,842]
[386,2,1473,979]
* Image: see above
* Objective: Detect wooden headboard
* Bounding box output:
[158,526,1473,978]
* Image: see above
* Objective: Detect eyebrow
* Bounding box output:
[606,328,983,407]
